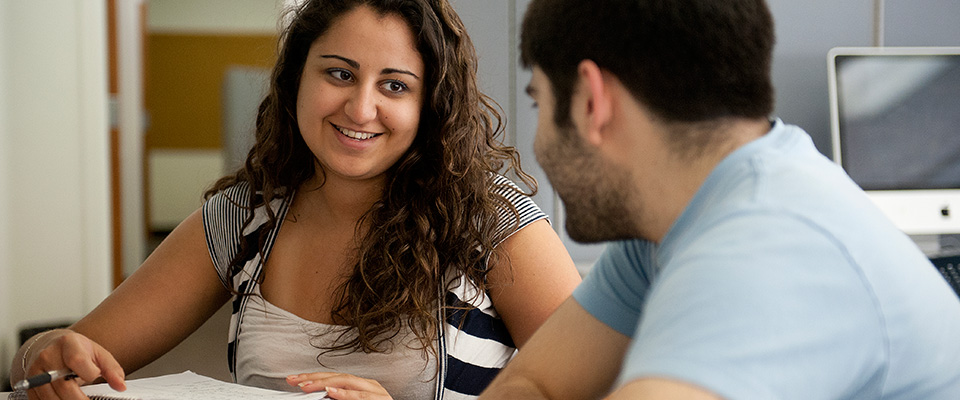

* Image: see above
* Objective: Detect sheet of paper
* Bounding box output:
[80,371,328,400]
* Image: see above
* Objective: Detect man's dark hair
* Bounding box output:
[521,0,776,127]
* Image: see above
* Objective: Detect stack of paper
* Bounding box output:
[8,371,328,400]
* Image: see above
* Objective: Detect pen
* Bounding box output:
[13,369,78,391]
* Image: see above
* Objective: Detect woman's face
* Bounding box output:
[296,5,425,184]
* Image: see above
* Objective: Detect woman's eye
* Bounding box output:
[382,80,408,94]
[328,69,353,82]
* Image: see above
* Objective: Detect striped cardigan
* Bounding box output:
[201,175,546,399]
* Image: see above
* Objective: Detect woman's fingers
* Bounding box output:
[55,332,126,391]
[286,372,391,399]
[48,375,89,400]
[92,345,126,392]
[23,374,86,400]
[324,385,392,400]
[23,331,126,399]
[56,334,103,384]
[27,340,87,399]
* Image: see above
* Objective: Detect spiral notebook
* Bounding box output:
[8,371,328,400]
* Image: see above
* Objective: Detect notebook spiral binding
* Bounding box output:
[8,391,139,400]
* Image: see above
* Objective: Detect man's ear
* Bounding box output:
[573,60,613,146]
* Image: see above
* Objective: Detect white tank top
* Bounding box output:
[236,287,438,400]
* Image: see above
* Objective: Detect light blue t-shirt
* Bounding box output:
[574,120,960,399]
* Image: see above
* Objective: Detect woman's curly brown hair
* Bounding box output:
[206,0,536,359]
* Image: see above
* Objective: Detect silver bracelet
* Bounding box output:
[21,330,55,376]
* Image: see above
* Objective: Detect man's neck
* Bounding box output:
[631,118,771,242]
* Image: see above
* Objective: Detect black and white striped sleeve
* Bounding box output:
[490,174,548,246]
[201,182,252,291]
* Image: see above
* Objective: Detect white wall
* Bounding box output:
[117,0,147,280]
[0,0,12,386]
[0,0,111,386]
[147,0,287,34]
[148,149,225,231]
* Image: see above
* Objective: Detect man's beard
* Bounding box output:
[536,127,638,243]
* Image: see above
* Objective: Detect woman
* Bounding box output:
[11,0,580,399]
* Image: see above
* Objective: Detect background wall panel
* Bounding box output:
[145,34,276,149]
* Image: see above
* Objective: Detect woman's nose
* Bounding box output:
[344,85,378,125]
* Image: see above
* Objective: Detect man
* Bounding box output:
[480,0,960,399]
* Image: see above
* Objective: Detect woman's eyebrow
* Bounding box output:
[320,54,420,81]
[382,68,420,81]
[321,54,359,69]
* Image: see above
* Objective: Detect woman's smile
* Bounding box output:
[332,123,383,141]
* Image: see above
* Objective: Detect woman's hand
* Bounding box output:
[286,372,392,400]
[17,329,126,400]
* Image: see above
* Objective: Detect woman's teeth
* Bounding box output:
[337,125,380,140]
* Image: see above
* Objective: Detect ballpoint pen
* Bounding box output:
[13,369,78,391]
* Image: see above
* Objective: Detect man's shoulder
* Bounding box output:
[600,240,657,265]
